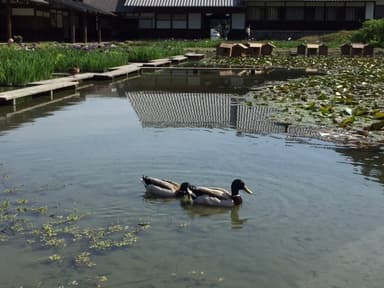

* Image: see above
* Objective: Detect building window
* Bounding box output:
[375,6,384,18]
[139,13,154,29]
[286,7,304,20]
[314,7,324,21]
[232,13,245,29]
[326,7,337,21]
[157,14,171,29]
[173,14,187,29]
[247,7,264,20]
[139,19,154,29]
[266,7,279,21]
[345,7,364,21]
[346,7,355,21]
[50,10,64,28]
[12,8,34,16]
[188,13,201,29]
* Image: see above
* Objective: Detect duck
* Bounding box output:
[68,66,80,76]
[141,175,189,198]
[182,179,253,207]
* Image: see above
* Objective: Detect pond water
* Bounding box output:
[0,70,384,288]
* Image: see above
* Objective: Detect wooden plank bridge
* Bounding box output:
[0,81,78,107]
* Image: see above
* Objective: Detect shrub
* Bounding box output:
[352,19,384,47]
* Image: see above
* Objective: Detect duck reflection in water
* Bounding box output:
[180,203,248,228]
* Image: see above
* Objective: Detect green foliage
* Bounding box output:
[0,47,53,86]
[352,19,384,47]
[0,43,184,86]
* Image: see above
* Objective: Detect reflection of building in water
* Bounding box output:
[126,90,288,134]
[127,91,231,128]
[335,147,384,185]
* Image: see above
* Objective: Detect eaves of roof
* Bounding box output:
[122,0,243,8]
[30,0,49,4]
[51,0,115,15]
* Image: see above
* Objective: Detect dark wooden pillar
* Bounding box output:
[70,9,76,43]
[6,0,12,40]
[33,7,38,41]
[96,15,102,43]
[98,26,102,43]
[83,12,88,43]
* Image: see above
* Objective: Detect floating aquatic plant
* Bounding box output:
[74,251,96,268]
[48,254,62,263]
[239,56,384,146]
[0,171,151,285]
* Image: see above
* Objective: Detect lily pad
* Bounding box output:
[368,121,384,131]
[374,111,384,120]
[340,116,355,128]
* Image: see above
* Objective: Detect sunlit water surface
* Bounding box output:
[0,71,384,288]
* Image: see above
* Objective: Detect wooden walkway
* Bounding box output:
[0,81,78,106]
[94,64,142,80]
[4,92,80,118]
[30,73,95,85]
[171,55,188,63]
[143,58,172,67]
[184,53,205,60]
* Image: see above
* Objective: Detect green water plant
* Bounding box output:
[48,254,62,263]
[245,56,384,145]
[74,251,96,268]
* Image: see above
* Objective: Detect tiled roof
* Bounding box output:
[82,0,120,13]
[52,0,115,15]
[123,0,243,7]
[30,0,49,4]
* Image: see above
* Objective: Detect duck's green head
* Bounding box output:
[177,182,192,197]
[179,182,194,205]
[231,179,253,196]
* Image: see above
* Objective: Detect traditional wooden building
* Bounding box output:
[115,0,247,39]
[1,0,384,41]
[0,0,116,42]
[0,0,49,42]
[115,0,384,40]
[246,0,381,39]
